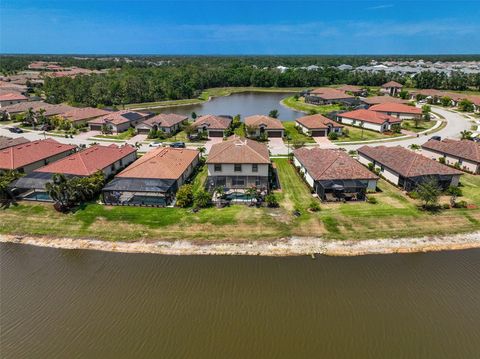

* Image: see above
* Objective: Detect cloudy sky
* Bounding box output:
[1,0,479,54]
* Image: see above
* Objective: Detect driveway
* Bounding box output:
[76,130,100,140]
[268,137,288,155]
[313,136,336,149]
[128,134,148,144]
[204,137,223,154]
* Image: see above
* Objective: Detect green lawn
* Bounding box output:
[95,131,135,140]
[283,121,315,143]
[334,126,399,142]
[281,96,342,114]
[402,120,437,133]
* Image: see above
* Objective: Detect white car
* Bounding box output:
[149,142,163,147]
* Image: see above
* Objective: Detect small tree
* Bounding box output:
[265,193,279,208]
[441,96,452,107]
[399,90,409,99]
[191,112,197,120]
[460,130,472,140]
[422,104,431,121]
[416,178,441,209]
[198,146,206,157]
[268,109,279,118]
[458,99,474,112]
[193,189,211,208]
[328,131,338,140]
[176,184,194,208]
[291,139,305,149]
[0,170,22,207]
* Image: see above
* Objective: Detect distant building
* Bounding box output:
[360,96,410,106]
[421,139,480,174]
[88,110,150,133]
[0,92,28,108]
[380,81,403,96]
[337,85,367,97]
[192,115,232,138]
[244,115,285,138]
[304,88,357,106]
[369,103,422,120]
[0,136,30,150]
[135,113,188,135]
[60,107,112,126]
[295,114,343,137]
[336,109,402,133]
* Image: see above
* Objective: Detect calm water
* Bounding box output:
[156,91,303,121]
[1,243,480,359]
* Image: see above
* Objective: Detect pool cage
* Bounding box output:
[399,174,456,192]
[315,179,370,202]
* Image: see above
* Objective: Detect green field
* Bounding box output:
[281,96,342,114]
[282,121,315,143]
[402,119,437,133]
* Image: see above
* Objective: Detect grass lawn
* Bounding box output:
[402,119,437,133]
[334,126,399,142]
[281,96,342,114]
[283,121,315,143]
[95,131,135,140]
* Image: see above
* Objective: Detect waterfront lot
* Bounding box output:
[1,159,479,242]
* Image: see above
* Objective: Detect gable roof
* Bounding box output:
[294,148,378,181]
[88,110,149,126]
[140,113,188,128]
[338,109,402,125]
[296,114,344,129]
[0,139,76,170]
[0,92,28,102]
[35,144,136,176]
[193,115,232,130]
[0,101,50,114]
[42,104,77,117]
[369,102,422,115]
[382,81,403,88]
[337,85,364,93]
[116,147,199,180]
[245,115,284,130]
[358,145,463,178]
[206,136,270,164]
[361,96,410,105]
[61,107,111,123]
[309,88,354,100]
[422,139,480,164]
[0,136,30,150]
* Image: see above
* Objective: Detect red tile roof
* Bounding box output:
[61,107,111,123]
[337,85,364,93]
[0,139,76,170]
[358,145,463,178]
[116,147,198,180]
[338,109,402,125]
[140,113,188,128]
[422,139,480,164]
[382,81,403,88]
[245,115,284,130]
[207,136,270,164]
[0,92,28,102]
[369,103,422,115]
[294,148,378,181]
[193,115,232,130]
[88,110,149,126]
[35,144,136,176]
[361,96,410,105]
[296,114,344,129]
[309,88,354,100]
[0,101,49,114]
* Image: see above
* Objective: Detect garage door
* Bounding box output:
[268,131,283,137]
[89,125,102,131]
[311,130,326,137]
[137,128,150,135]
[209,131,224,137]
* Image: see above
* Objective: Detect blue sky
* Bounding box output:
[1,0,479,54]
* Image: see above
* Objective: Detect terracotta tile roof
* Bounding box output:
[361,96,410,105]
[296,114,344,129]
[0,101,49,114]
[337,85,363,93]
[245,115,284,130]
[35,144,136,176]
[422,139,480,164]
[88,110,149,126]
[466,95,480,106]
[369,103,422,115]
[61,107,111,123]
[338,109,402,125]
[294,148,378,181]
[42,104,77,117]
[358,145,463,178]
[0,92,28,102]
[382,81,403,88]
[206,136,270,164]
[0,136,30,150]
[140,113,188,128]
[309,88,354,100]
[0,139,76,170]
[193,115,232,130]
[116,147,199,180]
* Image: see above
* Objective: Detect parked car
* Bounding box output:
[8,127,24,133]
[170,141,186,148]
[149,142,164,147]
[430,135,441,141]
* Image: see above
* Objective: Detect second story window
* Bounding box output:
[234,164,242,172]
[252,164,258,172]
[214,164,222,172]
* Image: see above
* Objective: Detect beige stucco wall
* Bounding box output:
[19,150,75,174]
[207,163,269,177]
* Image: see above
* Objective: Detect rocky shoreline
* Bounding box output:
[1,232,480,257]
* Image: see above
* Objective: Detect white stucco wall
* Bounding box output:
[421,148,479,174]
[293,156,315,188]
[207,163,269,177]
[19,150,75,174]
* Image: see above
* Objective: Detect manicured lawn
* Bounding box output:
[95,131,135,140]
[402,119,437,133]
[460,173,480,205]
[282,121,315,143]
[334,126,399,142]
[281,96,342,114]
[191,163,208,193]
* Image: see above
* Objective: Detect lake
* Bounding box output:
[154,91,303,121]
[1,243,479,359]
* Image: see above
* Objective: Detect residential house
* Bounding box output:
[421,139,480,174]
[357,145,463,191]
[293,148,378,201]
[0,139,76,174]
[245,115,285,138]
[88,110,150,133]
[336,109,402,133]
[295,114,343,137]
[0,136,30,150]
[60,107,111,126]
[192,115,232,138]
[135,113,188,135]
[337,85,368,97]
[361,96,410,106]
[102,147,199,207]
[304,88,357,106]
[369,102,422,120]
[206,136,271,193]
[0,92,28,107]
[0,101,49,118]
[11,144,137,201]
[380,81,403,96]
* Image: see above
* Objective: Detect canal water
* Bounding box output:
[154,92,303,121]
[1,243,479,359]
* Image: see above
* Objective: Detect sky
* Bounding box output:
[1,0,480,55]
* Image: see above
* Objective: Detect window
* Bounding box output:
[232,177,245,186]
[119,159,123,166]
[214,164,222,172]
[234,164,242,172]
[252,164,258,172]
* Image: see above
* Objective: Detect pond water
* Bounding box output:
[1,243,479,358]
[154,92,303,121]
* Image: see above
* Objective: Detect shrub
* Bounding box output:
[367,163,375,171]
[438,157,446,164]
[442,203,451,210]
[454,200,468,208]
[176,184,194,208]
[447,186,462,197]
[193,189,211,208]
[328,131,338,140]
[367,196,378,204]
[309,199,321,212]
[265,193,279,208]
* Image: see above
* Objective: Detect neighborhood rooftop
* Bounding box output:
[142,113,188,127]
[0,92,28,101]
[339,109,402,125]
[422,139,480,164]
[193,115,232,129]
[309,87,354,100]
[0,136,30,150]
[89,110,149,125]
[245,115,284,129]
[381,81,403,88]
[207,136,270,164]
[296,114,343,129]
[61,107,112,122]
[360,96,410,105]
[369,102,422,114]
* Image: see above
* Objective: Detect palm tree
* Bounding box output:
[460,130,472,140]
[269,109,279,118]
[23,108,36,129]
[198,146,206,157]
[359,121,365,140]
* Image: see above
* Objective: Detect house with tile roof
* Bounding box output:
[88,110,150,133]
[0,92,28,107]
[0,136,30,150]
[380,81,403,96]
[60,107,112,126]
[369,102,422,120]
[102,147,199,207]
[135,113,188,135]
[206,136,271,192]
[360,96,410,106]
[357,145,463,191]
[337,85,367,97]
[192,115,232,138]
[11,144,137,201]
[0,139,76,174]
[421,139,480,174]
[245,115,285,138]
[304,87,357,106]
[293,148,378,201]
[295,114,343,137]
[336,109,402,133]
